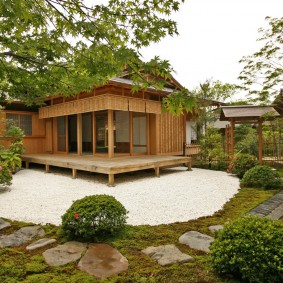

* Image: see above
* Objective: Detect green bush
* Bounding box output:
[240,165,282,189]
[210,215,283,283]
[231,154,259,178]
[0,163,12,188]
[61,194,128,241]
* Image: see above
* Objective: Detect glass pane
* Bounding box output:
[68,115,77,153]
[20,115,32,135]
[82,113,93,154]
[133,113,147,153]
[6,114,19,128]
[95,111,108,154]
[114,111,130,154]
[57,116,66,152]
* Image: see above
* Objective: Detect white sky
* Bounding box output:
[141,0,282,91]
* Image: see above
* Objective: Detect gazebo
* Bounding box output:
[220,105,280,164]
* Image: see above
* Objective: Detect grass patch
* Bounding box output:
[0,187,279,283]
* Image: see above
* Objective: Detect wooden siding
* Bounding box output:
[39,94,161,119]
[157,112,184,155]
[1,111,46,154]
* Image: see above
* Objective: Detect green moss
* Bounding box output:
[0,187,279,283]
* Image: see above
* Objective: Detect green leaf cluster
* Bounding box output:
[210,215,283,283]
[0,0,185,105]
[239,16,283,102]
[61,194,128,241]
[240,165,282,189]
[231,153,259,179]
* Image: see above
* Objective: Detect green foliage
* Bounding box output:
[61,194,128,241]
[231,154,259,178]
[4,122,25,142]
[210,215,283,283]
[1,150,21,170]
[239,16,283,102]
[0,163,12,187]
[191,79,236,139]
[199,126,226,167]
[240,165,282,189]
[234,124,258,156]
[0,0,185,105]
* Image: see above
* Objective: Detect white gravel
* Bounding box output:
[0,167,239,226]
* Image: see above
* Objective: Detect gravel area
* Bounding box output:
[0,167,239,226]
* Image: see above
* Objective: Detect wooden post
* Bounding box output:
[187,157,192,171]
[45,164,50,173]
[92,112,96,155]
[258,118,263,165]
[108,174,115,186]
[108,110,114,158]
[230,118,235,157]
[72,168,77,179]
[155,167,160,177]
[25,161,29,169]
[77,114,82,155]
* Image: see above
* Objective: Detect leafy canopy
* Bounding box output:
[0,0,192,108]
[239,16,283,103]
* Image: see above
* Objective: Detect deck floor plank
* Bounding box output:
[21,154,192,185]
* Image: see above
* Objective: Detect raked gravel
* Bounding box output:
[0,167,239,226]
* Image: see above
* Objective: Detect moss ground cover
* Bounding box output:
[0,187,279,283]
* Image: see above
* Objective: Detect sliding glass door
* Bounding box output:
[132,112,147,154]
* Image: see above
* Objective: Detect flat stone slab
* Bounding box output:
[179,231,214,253]
[142,244,194,266]
[0,218,11,231]
[0,226,45,248]
[208,225,223,233]
[43,241,87,267]
[26,238,57,251]
[78,243,128,279]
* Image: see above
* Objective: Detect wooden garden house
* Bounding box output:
[1,75,193,185]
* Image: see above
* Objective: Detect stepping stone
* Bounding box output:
[142,244,194,266]
[78,243,128,279]
[26,238,57,251]
[179,231,214,253]
[208,225,223,233]
[43,241,87,267]
[0,218,11,231]
[0,226,45,248]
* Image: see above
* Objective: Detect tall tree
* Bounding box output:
[190,79,235,138]
[239,16,283,103]
[0,0,187,105]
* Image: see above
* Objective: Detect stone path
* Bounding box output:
[142,244,193,266]
[247,190,283,220]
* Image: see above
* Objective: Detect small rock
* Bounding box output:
[43,241,87,267]
[142,244,193,266]
[0,218,11,231]
[0,226,45,248]
[26,238,57,251]
[179,231,214,253]
[208,225,223,233]
[78,243,128,279]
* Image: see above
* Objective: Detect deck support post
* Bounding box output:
[155,167,160,177]
[108,174,115,187]
[72,168,77,179]
[45,164,50,173]
[25,161,29,169]
[187,159,192,171]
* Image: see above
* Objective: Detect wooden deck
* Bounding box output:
[21,154,192,186]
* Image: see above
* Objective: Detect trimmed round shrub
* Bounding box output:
[210,215,283,283]
[231,154,259,178]
[240,165,282,189]
[61,194,128,241]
